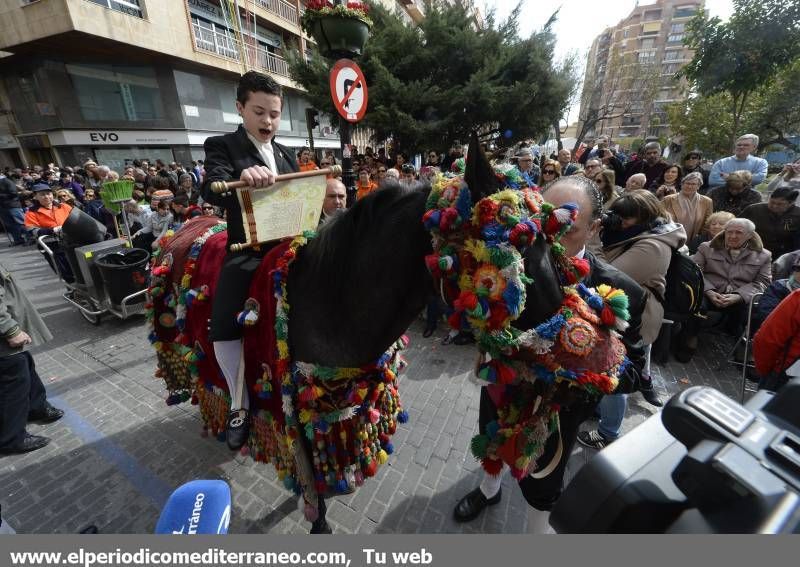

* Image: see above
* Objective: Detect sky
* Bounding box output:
[487,0,735,124]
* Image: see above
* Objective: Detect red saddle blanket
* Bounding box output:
[148,220,407,506]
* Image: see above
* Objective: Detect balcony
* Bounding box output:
[254,0,299,27]
[191,24,290,78]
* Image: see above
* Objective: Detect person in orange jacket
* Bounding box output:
[24,183,74,282]
[23,184,72,237]
[297,148,319,173]
[355,167,378,200]
[753,289,800,392]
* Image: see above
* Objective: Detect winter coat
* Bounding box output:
[754,289,800,377]
[740,202,800,260]
[0,177,22,210]
[752,278,797,332]
[601,221,687,344]
[0,262,53,357]
[691,231,772,304]
[662,192,714,242]
[707,186,762,217]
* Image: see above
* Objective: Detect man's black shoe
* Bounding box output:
[453,487,501,522]
[638,379,664,408]
[226,409,250,451]
[28,403,64,424]
[0,434,50,455]
[452,331,476,346]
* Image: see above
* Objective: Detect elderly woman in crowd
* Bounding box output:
[676,218,772,362]
[594,168,621,209]
[538,159,561,187]
[741,186,800,260]
[687,210,735,254]
[652,164,683,199]
[662,171,714,242]
[707,170,762,216]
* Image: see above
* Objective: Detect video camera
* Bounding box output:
[551,380,800,533]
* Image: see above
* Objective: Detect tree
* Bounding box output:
[288,1,573,153]
[745,58,800,151]
[667,94,741,159]
[572,50,661,152]
[668,57,800,157]
[680,0,800,149]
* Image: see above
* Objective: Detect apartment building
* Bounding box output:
[577,0,702,144]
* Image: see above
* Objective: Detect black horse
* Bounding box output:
[285,141,565,532]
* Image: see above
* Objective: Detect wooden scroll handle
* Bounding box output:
[209,165,342,195]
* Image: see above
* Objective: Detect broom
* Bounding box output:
[100,179,135,214]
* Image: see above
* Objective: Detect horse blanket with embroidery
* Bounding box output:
[147,218,407,504]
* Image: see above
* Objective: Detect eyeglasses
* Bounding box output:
[543,169,556,175]
[202,206,214,210]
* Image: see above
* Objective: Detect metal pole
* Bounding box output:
[340,116,356,206]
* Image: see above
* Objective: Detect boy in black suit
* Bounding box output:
[201,71,298,450]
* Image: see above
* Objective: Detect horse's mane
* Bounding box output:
[301,181,432,289]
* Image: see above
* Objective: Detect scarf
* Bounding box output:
[600,224,649,249]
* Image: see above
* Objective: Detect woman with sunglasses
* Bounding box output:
[594,168,621,209]
[539,159,561,187]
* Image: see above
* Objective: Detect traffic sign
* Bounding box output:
[329,59,368,123]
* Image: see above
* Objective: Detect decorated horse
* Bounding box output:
[147,137,631,533]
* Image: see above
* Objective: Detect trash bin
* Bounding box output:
[95,248,150,307]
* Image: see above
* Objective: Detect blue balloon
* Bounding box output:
[504,129,513,139]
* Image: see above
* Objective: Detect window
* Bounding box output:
[191,16,240,59]
[67,63,164,121]
[641,38,656,49]
[674,6,697,18]
[662,63,678,75]
[87,0,144,18]
[667,34,684,43]
[623,28,629,38]
[664,50,682,61]
[670,23,685,33]
[643,10,662,21]
[638,51,656,64]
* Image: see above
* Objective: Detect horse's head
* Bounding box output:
[463,132,564,331]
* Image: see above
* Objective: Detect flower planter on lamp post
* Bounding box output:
[302,1,372,205]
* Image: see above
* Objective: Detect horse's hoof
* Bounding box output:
[310,521,332,534]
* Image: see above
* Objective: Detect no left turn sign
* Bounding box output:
[329,59,368,123]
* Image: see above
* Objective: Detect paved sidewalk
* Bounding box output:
[0,243,747,534]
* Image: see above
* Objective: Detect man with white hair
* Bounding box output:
[625,173,647,192]
[709,134,768,189]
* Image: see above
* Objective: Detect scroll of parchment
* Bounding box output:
[236,175,326,248]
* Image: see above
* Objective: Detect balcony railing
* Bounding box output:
[254,0,299,27]
[191,25,290,78]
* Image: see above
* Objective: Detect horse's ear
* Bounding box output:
[465,131,500,204]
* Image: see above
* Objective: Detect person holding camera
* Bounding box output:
[579,190,686,450]
[767,158,800,198]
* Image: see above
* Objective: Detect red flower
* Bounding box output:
[476,199,499,225]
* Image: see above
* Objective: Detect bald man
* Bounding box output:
[625,173,647,192]
[320,178,346,224]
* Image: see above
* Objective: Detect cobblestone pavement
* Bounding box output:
[0,242,750,534]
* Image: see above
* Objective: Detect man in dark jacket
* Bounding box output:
[1,262,63,454]
[452,176,649,533]
[621,141,669,188]
[0,175,27,246]
[201,71,298,453]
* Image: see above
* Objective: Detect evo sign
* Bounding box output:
[48,130,192,147]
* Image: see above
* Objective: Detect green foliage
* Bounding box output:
[669,58,800,155]
[680,0,800,146]
[667,94,740,159]
[288,1,574,153]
